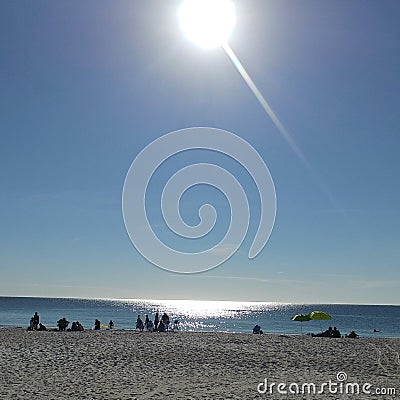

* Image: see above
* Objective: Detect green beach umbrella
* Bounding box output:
[309,311,332,331]
[291,314,311,334]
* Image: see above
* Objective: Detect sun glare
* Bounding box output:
[178,0,236,49]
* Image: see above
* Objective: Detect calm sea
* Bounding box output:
[0,297,399,338]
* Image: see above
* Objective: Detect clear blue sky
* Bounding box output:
[1,0,399,304]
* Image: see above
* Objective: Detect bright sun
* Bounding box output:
[178,0,236,49]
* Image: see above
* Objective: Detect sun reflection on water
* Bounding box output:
[114,298,289,319]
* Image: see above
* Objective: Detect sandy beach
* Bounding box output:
[0,328,399,399]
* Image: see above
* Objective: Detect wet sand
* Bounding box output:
[0,328,399,399]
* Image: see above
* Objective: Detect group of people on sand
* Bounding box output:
[28,310,176,332]
[312,326,342,338]
[136,312,175,332]
[57,317,70,331]
[311,326,359,338]
[26,311,366,338]
[94,319,114,330]
[59,318,113,331]
[71,321,84,331]
[28,312,46,331]
[27,312,47,331]
[252,324,361,338]
[28,312,97,332]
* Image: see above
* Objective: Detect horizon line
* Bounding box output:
[0,295,399,307]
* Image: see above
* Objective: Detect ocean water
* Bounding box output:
[0,297,399,338]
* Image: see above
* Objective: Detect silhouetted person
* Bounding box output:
[161,313,170,331]
[332,327,341,338]
[158,321,166,332]
[38,323,47,331]
[57,317,69,331]
[312,326,333,338]
[94,319,100,330]
[146,320,154,332]
[347,330,359,338]
[154,313,159,331]
[136,315,144,332]
[109,320,114,329]
[32,312,40,330]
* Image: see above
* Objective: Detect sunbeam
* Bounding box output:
[222,42,342,212]
[222,42,310,169]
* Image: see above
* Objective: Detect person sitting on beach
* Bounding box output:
[94,319,101,330]
[32,312,40,330]
[38,323,47,331]
[157,321,166,332]
[325,326,334,337]
[57,317,69,331]
[109,320,114,329]
[136,315,144,332]
[253,325,263,334]
[71,321,83,331]
[332,327,341,338]
[312,327,333,338]
[145,319,154,332]
[347,330,359,338]
[312,326,333,337]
